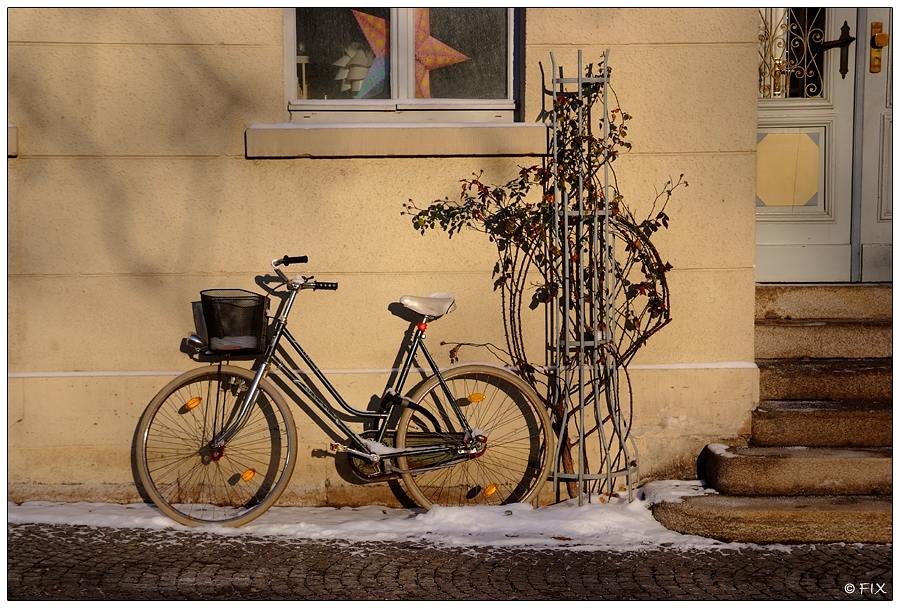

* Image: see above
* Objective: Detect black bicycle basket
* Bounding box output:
[199,289,269,355]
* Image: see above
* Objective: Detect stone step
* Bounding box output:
[755,318,892,359]
[758,358,892,401]
[752,399,893,448]
[703,444,892,496]
[651,495,892,544]
[756,284,892,320]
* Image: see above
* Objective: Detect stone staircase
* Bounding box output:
[652,284,892,544]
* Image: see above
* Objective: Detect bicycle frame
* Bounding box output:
[210,278,476,469]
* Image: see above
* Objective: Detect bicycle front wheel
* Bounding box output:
[395,364,553,509]
[136,366,297,527]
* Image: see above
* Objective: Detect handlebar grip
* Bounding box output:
[280,255,308,266]
[314,281,338,291]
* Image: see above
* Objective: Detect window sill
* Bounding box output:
[245,122,548,159]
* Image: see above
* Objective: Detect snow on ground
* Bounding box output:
[6,480,776,552]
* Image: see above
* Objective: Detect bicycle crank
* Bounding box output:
[330,442,379,462]
[331,440,401,483]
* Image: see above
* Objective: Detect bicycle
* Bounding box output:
[135,255,553,527]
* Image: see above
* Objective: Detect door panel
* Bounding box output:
[756,8,857,282]
[860,8,893,281]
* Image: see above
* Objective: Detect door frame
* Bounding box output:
[850,7,866,282]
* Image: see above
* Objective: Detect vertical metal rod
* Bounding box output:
[601,48,616,497]
[575,49,586,506]
[550,52,564,498]
[593,50,611,498]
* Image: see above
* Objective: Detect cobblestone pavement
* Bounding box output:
[8,524,892,600]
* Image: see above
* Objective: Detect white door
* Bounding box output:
[859,8,893,282]
[756,8,892,283]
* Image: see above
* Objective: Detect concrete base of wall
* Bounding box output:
[7,481,414,510]
[8,483,144,506]
[9,434,749,511]
[9,365,758,508]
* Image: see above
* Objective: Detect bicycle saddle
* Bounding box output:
[399,293,456,318]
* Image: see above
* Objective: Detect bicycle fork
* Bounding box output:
[208,286,301,450]
[207,362,270,450]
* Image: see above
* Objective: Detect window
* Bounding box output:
[285,8,518,123]
[758,8,827,99]
[253,8,542,158]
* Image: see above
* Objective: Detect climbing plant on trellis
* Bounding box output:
[405,50,685,503]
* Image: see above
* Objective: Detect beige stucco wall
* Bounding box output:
[8,8,759,506]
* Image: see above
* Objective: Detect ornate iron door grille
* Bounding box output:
[759,8,828,99]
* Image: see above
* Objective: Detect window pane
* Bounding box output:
[758,8,825,99]
[786,8,825,98]
[421,8,508,100]
[296,8,391,100]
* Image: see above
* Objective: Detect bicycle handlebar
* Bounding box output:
[271,255,338,291]
[275,255,308,266]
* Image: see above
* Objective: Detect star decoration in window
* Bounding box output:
[414,8,469,98]
[351,10,389,99]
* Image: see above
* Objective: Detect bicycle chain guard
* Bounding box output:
[345,431,400,482]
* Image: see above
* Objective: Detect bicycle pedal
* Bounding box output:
[330,443,348,453]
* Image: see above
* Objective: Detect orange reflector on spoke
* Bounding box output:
[185,397,202,411]
[483,483,499,498]
[468,393,486,403]
[241,469,256,482]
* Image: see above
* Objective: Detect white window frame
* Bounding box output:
[283,8,516,123]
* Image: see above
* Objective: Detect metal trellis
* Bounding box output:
[548,50,639,506]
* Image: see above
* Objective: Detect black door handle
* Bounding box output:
[820,21,856,79]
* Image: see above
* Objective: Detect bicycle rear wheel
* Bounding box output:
[395,364,553,509]
[136,366,296,527]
